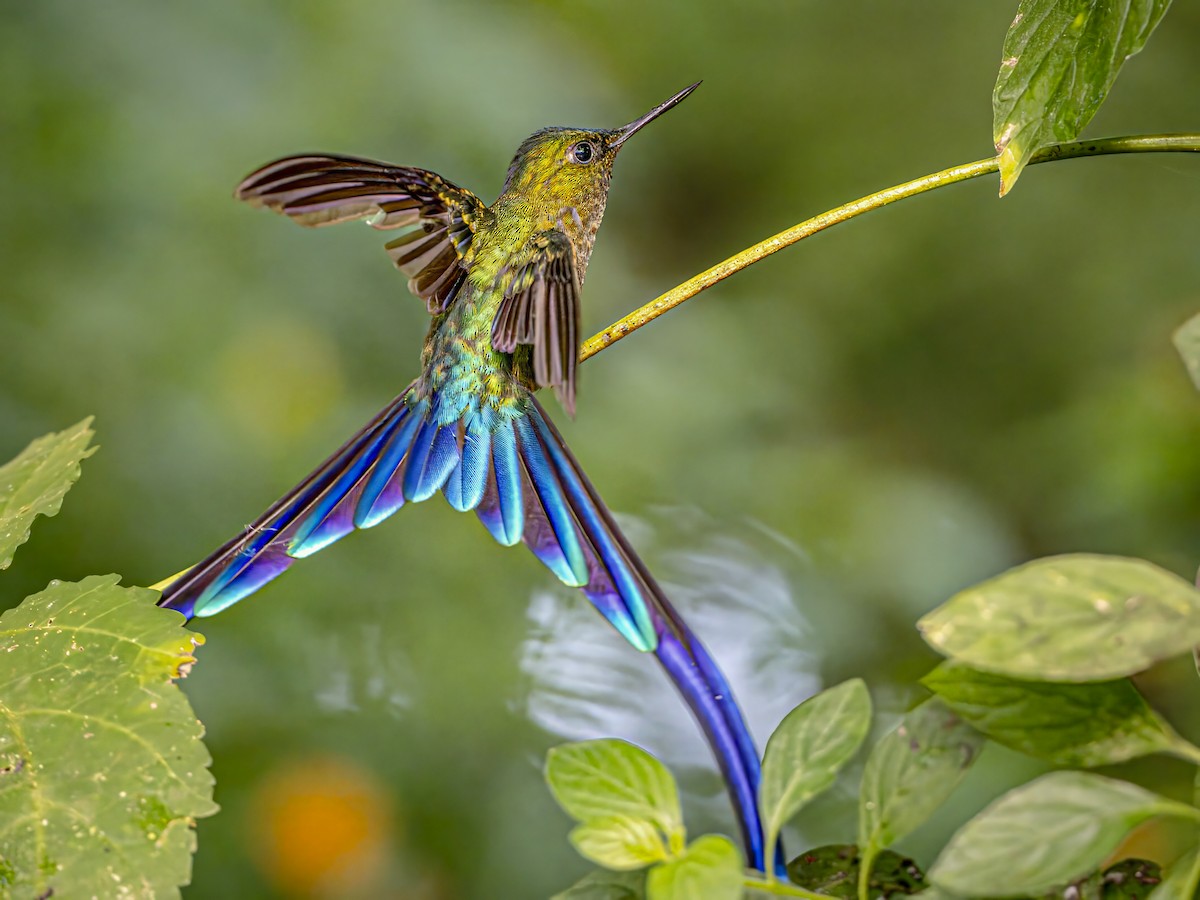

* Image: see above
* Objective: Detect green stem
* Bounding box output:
[580,133,1200,363]
[742,875,829,899]
[857,845,878,900]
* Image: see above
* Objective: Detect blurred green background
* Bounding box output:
[3,2,1200,897]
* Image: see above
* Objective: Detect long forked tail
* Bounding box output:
[158,387,772,869]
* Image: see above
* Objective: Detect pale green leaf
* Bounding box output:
[993,0,1173,195]
[552,868,647,900]
[569,815,668,870]
[0,575,217,898]
[922,662,1194,766]
[759,679,871,856]
[546,740,682,841]
[0,418,96,570]
[858,699,983,855]
[646,835,741,900]
[929,771,1198,896]
[1173,312,1200,393]
[918,554,1200,680]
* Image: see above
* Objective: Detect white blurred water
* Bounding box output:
[516,505,822,827]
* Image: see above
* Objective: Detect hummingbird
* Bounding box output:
[158,83,773,870]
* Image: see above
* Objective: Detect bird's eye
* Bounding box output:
[571,141,595,164]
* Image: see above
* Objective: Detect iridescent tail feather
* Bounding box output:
[158,388,772,869]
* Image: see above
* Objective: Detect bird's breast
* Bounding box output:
[417,282,527,428]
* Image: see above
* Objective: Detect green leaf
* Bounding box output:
[1173,312,1200,393]
[0,418,96,571]
[553,868,647,900]
[993,0,1174,195]
[929,771,1198,896]
[569,815,669,870]
[546,740,683,845]
[921,662,1196,767]
[759,679,872,858]
[1150,850,1200,899]
[646,835,742,900]
[786,844,926,897]
[918,554,1200,681]
[0,575,217,898]
[858,699,984,856]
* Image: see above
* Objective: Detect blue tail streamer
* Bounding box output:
[158,385,777,870]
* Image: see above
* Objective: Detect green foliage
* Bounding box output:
[759,679,872,862]
[0,426,216,897]
[922,662,1200,767]
[546,739,742,897]
[786,845,925,897]
[546,739,684,856]
[857,699,984,893]
[993,0,1174,194]
[0,575,217,898]
[914,860,1166,900]
[570,816,671,871]
[0,418,95,571]
[929,771,1198,896]
[553,867,647,900]
[645,835,743,900]
[918,554,1200,681]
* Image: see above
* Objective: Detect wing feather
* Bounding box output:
[236,153,486,313]
[490,231,582,415]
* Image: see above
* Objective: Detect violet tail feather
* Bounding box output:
[157,387,777,870]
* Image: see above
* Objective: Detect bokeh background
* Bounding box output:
[3,2,1200,897]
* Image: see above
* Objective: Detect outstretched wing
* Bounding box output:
[236,154,487,313]
[491,230,581,415]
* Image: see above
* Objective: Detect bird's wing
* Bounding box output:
[236,154,486,313]
[490,230,581,415]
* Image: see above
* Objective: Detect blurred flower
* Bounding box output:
[249,755,393,898]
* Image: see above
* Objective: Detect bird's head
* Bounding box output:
[497,83,699,261]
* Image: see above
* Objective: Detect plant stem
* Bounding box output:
[857,845,878,900]
[742,875,829,899]
[580,133,1200,363]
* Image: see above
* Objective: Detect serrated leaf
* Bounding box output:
[546,740,682,843]
[569,815,669,870]
[785,844,926,897]
[858,699,983,857]
[993,0,1173,195]
[929,771,1197,896]
[552,867,647,900]
[0,575,217,898]
[1173,313,1200,393]
[918,554,1200,681]
[646,835,741,900]
[922,662,1195,767]
[0,418,96,570]
[1150,850,1200,899]
[759,679,871,856]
